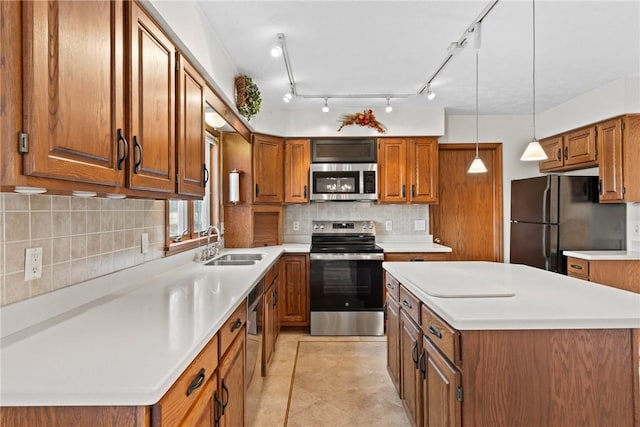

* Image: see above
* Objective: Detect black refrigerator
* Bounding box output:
[510,175,626,274]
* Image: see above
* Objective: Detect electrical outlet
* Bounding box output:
[414,220,426,231]
[385,220,393,232]
[634,224,640,237]
[141,233,149,254]
[24,247,43,281]
[293,221,300,232]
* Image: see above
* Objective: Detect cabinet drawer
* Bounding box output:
[219,301,247,356]
[567,257,589,279]
[399,286,420,325]
[154,334,219,425]
[385,274,400,302]
[384,252,451,262]
[421,304,459,365]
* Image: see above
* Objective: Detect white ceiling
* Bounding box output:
[197,1,640,115]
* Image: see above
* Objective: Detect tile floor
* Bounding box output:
[247,331,409,427]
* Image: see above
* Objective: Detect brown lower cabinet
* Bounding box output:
[386,292,401,394]
[387,274,639,427]
[217,330,245,427]
[567,256,640,294]
[279,254,310,327]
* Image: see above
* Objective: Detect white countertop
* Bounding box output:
[0,246,287,407]
[563,250,640,260]
[377,242,452,253]
[383,261,640,331]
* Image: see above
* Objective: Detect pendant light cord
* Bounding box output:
[532,0,536,140]
[475,50,479,157]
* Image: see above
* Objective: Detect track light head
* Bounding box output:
[270,46,282,58]
[322,98,329,113]
[385,97,393,113]
[283,92,292,103]
[426,85,436,101]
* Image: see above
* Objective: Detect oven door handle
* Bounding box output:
[310,253,385,261]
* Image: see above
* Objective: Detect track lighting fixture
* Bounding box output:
[270,45,282,58]
[426,84,436,101]
[283,92,292,103]
[322,98,329,113]
[385,98,393,113]
[468,24,487,174]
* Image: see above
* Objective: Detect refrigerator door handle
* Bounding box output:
[542,178,551,224]
[542,224,550,270]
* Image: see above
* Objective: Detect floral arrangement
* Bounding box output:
[235,75,261,121]
[337,109,386,133]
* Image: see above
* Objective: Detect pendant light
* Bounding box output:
[468,23,487,174]
[520,0,548,161]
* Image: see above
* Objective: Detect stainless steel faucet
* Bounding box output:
[206,225,222,259]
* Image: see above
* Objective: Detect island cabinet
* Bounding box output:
[279,254,310,327]
[385,275,401,393]
[538,126,598,172]
[378,138,438,204]
[399,286,423,427]
[284,139,311,204]
[253,134,284,204]
[567,256,640,293]
[385,270,639,427]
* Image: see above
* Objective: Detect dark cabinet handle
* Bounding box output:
[230,318,242,333]
[402,299,412,309]
[411,340,419,369]
[409,258,425,262]
[273,289,278,307]
[303,185,307,199]
[428,325,443,339]
[598,179,602,195]
[419,348,427,380]
[564,146,568,160]
[185,368,205,396]
[383,302,388,320]
[556,148,561,161]
[255,184,259,197]
[203,164,209,185]
[411,185,416,198]
[221,378,229,414]
[386,282,395,290]
[117,128,128,170]
[570,264,583,270]
[214,390,222,427]
[133,136,142,174]
[401,185,406,198]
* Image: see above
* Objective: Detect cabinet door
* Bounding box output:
[253,134,284,204]
[564,126,597,168]
[386,295,401,394]
[129,4,176,193]
[284,139,310,204]
[410,138,438,203]
[538,136,563,172]
[22,1,125,187]
[400,310,423,427]
[279,255,309,326]
[378,138,408,203]
[180,373,217,427]
[177,55,206,197]
[597,118,624,202]
[423,337,461,427]
[263,284,275,369]
[219,331,245,427]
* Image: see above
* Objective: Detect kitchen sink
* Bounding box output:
[215,253,263,261]
[205,259,256,266]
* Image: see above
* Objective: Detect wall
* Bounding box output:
[284,203,430,244]
[0,194,165,306]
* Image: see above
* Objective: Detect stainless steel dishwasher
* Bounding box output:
[245,278,264,424]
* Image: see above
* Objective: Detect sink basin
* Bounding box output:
[216,253,263,261]
[205,259,256,266]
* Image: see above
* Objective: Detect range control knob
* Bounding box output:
[320,224,325,230]
[313,224,318,230]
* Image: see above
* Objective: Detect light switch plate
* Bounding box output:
[24,247,43,281]
[414,220,426,231]
[385,220,393,232]
[141,233,149,254]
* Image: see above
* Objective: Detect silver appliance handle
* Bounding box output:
[542,177,551,224]
[310,253,385,261]
[542,224,550,270]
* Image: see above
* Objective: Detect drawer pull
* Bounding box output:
[386,282,395,290]
[230,318,242,333]
[402,299,413,309]
[214,390,222,427]
[411,340,419,369]
[186,368,206,396]
[409,258,425,262]
[570,264,583,270]
[428,325,443,339]
[419,348,427,380]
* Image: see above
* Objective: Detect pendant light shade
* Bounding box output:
[468,24,487,174]
[521,0,547,162]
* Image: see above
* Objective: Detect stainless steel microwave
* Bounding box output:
[310,163,377,201]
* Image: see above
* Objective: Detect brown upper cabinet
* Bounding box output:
[539,126,598,172]
[378,137,438,204]
[128,3,176,194]
[176,55,207,198]
[21,1,126,187]
[253,134,284,204]
[284,139,310,204]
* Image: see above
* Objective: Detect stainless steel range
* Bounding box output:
[309,220,384,336]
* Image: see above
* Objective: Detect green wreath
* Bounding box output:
[235,75,261,121]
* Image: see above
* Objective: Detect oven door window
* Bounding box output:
[313,171,359,194]
[310,259,382,310]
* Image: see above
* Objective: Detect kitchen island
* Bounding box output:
[383,261,640,427]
